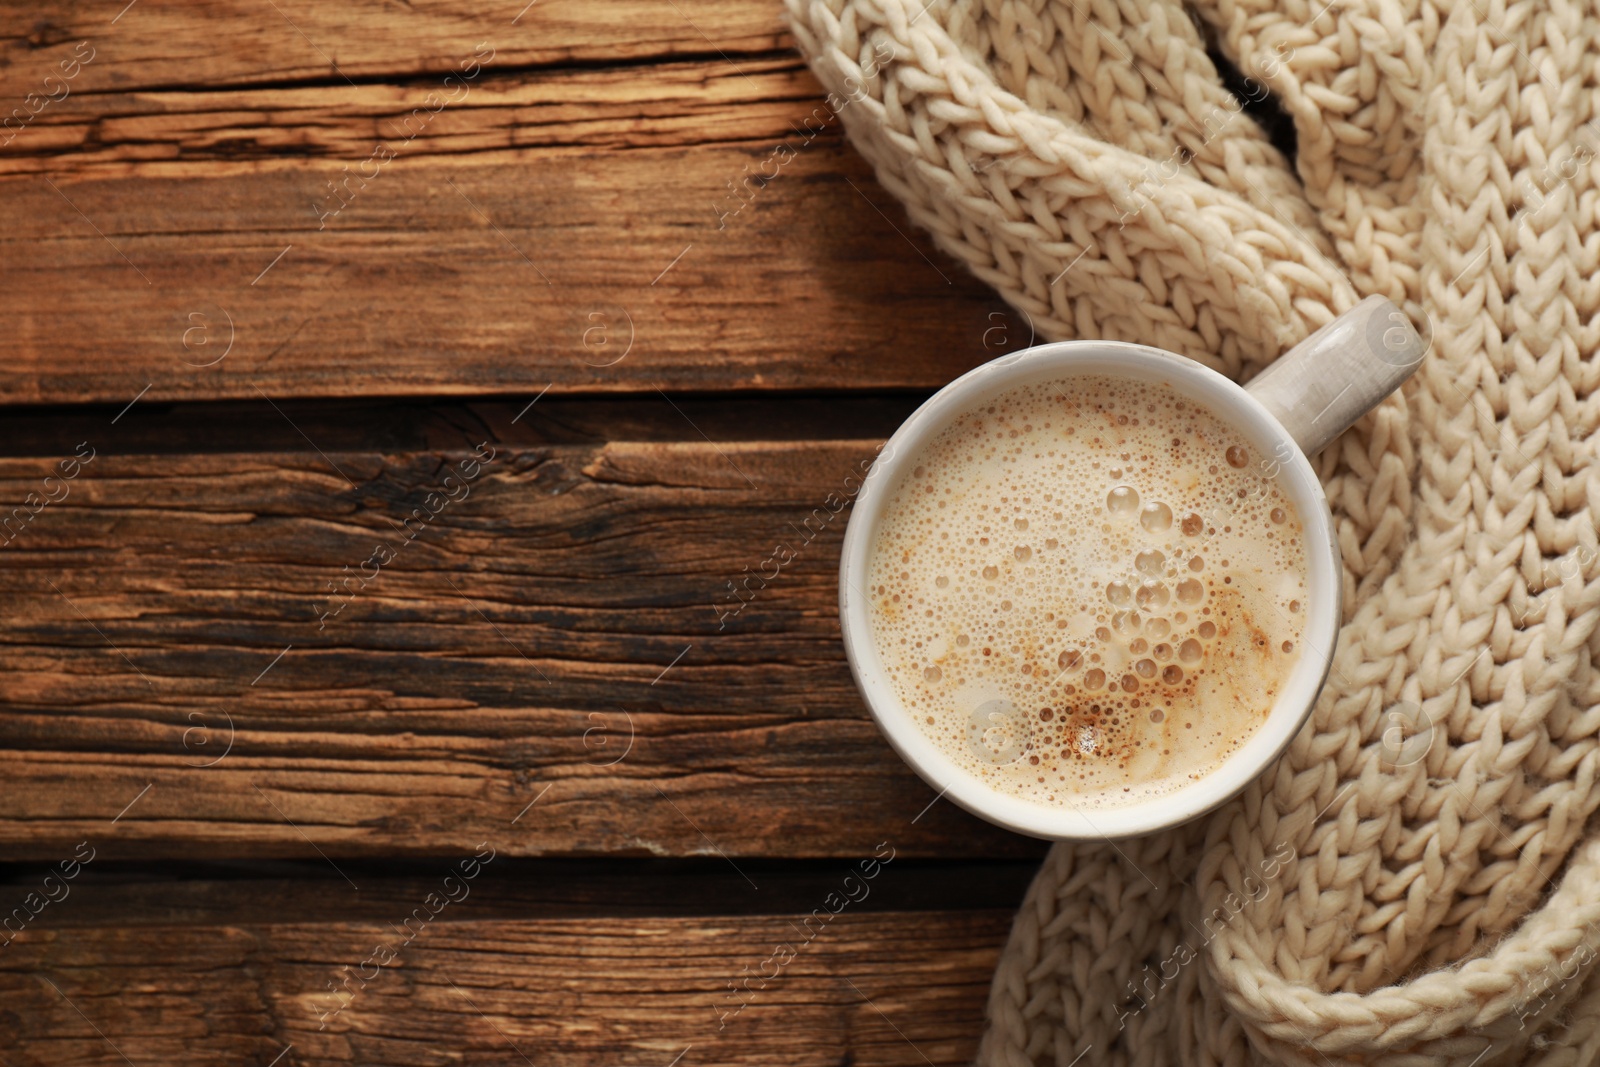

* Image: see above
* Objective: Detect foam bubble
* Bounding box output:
[1141,503,1173,532]
[1135,580,1169,609]
[1107,486,1140,516]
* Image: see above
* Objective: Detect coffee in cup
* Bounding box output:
[864,374,1308,809]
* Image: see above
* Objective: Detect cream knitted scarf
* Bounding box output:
[783,0,1600,1063]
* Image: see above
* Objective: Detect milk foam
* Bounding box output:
[865,376,1308,809]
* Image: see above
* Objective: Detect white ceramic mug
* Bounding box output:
[839,296,1425,839]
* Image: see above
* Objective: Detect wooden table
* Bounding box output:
[0,3,1049,1063]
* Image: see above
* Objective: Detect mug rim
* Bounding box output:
[838,340,1343,840]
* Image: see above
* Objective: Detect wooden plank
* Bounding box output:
[0,428,1045,860]
[0,910,1009,1066]
[0,61,1023,404]
[0,0,788,91]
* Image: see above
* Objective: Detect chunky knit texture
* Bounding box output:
[783,0,1600,1063]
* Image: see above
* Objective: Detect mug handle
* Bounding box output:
[1244,295,1425,456]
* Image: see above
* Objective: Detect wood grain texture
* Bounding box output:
[0,0,788,91]
[0,54,1028,405]
[0,910,1010,1066]
[0,57,815,170]
[0,432,1042,860]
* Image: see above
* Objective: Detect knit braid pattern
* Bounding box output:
[782,0,1600,1062]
